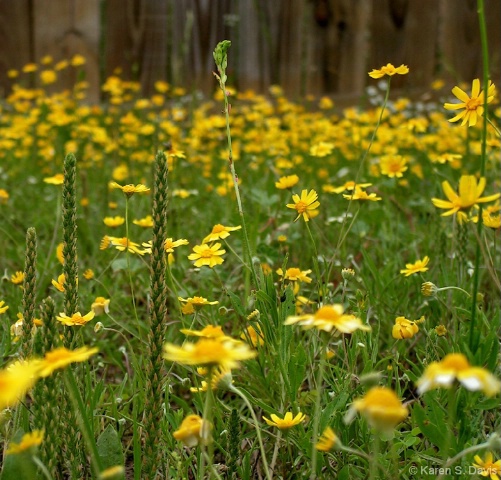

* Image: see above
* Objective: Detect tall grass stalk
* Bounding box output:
[213,40,259,289]
[142,151,169,478]
[469,0,490,352]
[21,227,37,357]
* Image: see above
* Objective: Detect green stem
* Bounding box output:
[218,69,259,290]
[310,339,328,479]
[125,198,141,334]
[64,367,104,477]
[229,385,272,480]
[31,456,54,480]
[369,435,380,480]
[469,0,490,352]
[200,368,215,479]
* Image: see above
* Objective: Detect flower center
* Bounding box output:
[212,224,225,233]
[200,249,214,258]
[466,98,481,111]
[295,201,307,213]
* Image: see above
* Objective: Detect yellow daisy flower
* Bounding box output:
[444,79,496,127]
[38,346,99,377]
[263,412,306,430]
[400,256,430,276]
[286,189,320,222]
[203,224,241,243]
[188,243,226,268]
[368,63,409,79]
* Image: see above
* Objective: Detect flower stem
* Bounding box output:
[64,367,104,477]
[229,385,272,480]
[310,340,327,479]
[125,197,141,333]
[469,0,490,352]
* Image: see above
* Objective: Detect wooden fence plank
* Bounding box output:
[32,0,101,102]
[0,0,31,95]
[1,0,500,101]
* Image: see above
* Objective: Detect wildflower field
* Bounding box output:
[0,30,500,480]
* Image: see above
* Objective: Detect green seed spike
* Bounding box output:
[213,40,231,80]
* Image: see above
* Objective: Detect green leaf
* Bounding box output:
[225,290,246,318]
[97,425,125,477]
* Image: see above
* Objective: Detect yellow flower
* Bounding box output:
[56,311,95,326]
[164,237,189,252]
[379,155,408,178]
[109,181,150,198]
[6,430,44,454]
[188,243,226,268]
[444,79,496,127]
[106,236,145,255]
[38,346,99,377]
[349,386,408,433]
[103,216,125,227]
[0,188,9,203]
[285,304,371,334]
[310,142,334,157]
[263,412,306,430]
[71,54,86,66]
[203,224,241,243]
[342,187,381,202]
[180,324,228,339]
[368,63,409,79]
[435,325,447,336]
[0,300,9,314]
[392,316,419,339]
[275,175,299,189]
[40,69,57,85]
[473,452,501,479]
[11,271,24,285]
[190,368,233,392]
[163,338,256,370]
[178,296,219,315]
[56,243,64,264]
[133,215,154,227]
[416,353,501,396]
[400,256,430,276]
[91,297,110,316]
[241,324,265,347]
[432,176,500,216]
[43,173,64,185]
[323,181,372,194]
[0,360,41,410]
[173,414,208,447]
[421,281,438,296]
[51,273,67,292]
[276,267,312,283]
[83,269,95,280]
[315,427,340,452]
[286,189,320,222]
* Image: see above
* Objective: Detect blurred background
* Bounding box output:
[0,0,500,103]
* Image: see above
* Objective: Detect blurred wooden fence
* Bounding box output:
[0,0,500,103]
